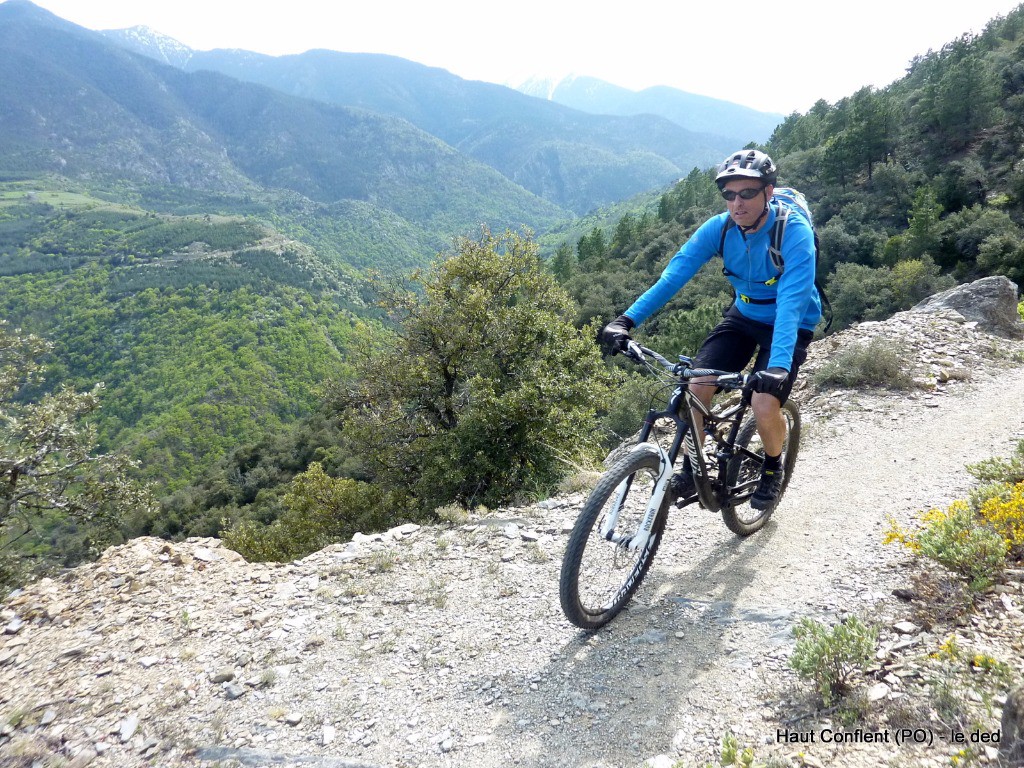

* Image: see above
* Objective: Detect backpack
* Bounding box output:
[717,187,833,332]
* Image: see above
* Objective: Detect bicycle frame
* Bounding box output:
[599,345,762,552]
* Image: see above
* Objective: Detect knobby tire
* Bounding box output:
[721,399,801,536]
[559,445,670,630]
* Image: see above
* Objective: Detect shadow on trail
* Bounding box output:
[458,370,1024,768]
[481,507,789,768]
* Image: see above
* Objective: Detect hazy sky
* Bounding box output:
[15,0,1024,114]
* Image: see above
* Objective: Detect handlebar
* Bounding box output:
[624,341,750,389]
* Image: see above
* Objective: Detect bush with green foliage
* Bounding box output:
[885,501,1008,593]
[597,369,661,447]
[966,442,1024,558]
[222,462,396,562]
[916,502,1008,591]
[647,301,725,358]
[223,230,617,560]
[790,616,878,706]
[967,439,1024,487]
[824,258,955,331]
[884,440,1024,616]
[811,337,917,389]
[704,732,757,768]
[332,229,615,514]
[0,322,155,588]
[977,484,1024,556]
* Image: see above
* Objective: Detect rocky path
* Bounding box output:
[3,308,1024,768]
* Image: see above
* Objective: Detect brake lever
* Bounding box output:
[624,339,645,363]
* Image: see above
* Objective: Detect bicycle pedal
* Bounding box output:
[673,492,698,509]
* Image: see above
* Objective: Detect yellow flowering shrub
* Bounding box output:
[883,507,959,553]
[930,634,962,661]
[883,502,1007,592]
[978,481,1024,554]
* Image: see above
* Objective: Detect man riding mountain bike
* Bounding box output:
[602,149,822,511]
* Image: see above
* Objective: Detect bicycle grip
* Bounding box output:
[624,340,645,362]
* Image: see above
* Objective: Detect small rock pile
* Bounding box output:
[797,297,1024,419]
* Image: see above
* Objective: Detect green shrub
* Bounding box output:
[333,229,615,513]
[222,462,397,561]
[810,337,916,389]
[652,301,724,358]
[790,616,877,706]
[886,501,1008,593]
[915,502,1008,592]
[966,481,1016,515]
[967,439,1024,486]
[598,368,664,448]
[716,732,756,767]
[824,258,953,331]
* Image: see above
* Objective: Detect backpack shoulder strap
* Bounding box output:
[721,202,788,270]
[718,216,735,257]
[727,194,834,333]
[768,202,789,272]
[718,208,784,285]
[769,202,832,330]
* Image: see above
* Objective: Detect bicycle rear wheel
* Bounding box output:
[721,400,801,536]
[559,445,670,630]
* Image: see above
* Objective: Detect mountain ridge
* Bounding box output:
[171,47,732,213]
[0,0,566,250]
[89,13,778,214]
[516,73,785,147]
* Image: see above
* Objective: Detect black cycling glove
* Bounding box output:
[600,314,634,354]
[751,367,790,399]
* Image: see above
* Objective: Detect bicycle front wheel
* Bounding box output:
[559,445,670,630]
[721,399,801,536]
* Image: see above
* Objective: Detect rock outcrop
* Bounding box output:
[912,274,1024,339]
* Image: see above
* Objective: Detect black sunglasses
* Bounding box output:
[721,187,765,201]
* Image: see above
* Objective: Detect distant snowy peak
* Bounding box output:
[515,74,580,101]
[100,25,193,68]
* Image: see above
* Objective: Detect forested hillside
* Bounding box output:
[0,190,363,484]
[550,6,1024,355]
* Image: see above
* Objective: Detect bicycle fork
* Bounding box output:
[599,442,672,552]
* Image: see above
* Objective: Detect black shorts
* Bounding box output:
[692,306,813,405]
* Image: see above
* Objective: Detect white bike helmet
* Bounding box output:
[715,150,777,188]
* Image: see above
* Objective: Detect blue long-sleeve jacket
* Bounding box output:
[623,203,822,371]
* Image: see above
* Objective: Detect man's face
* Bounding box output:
[723,179,771,230]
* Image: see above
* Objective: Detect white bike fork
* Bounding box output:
[599,443,672,551]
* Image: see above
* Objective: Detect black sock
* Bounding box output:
[762,453,782,472]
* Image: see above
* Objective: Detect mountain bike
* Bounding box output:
[558,340,800,630]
